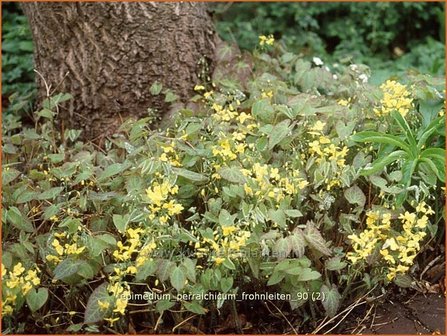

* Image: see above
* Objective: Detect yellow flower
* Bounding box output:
[25,270,40,286]
[380,249,396,264]
[2,305,13,316]
[104,316,120,327]
[398,211,416,224]
[416,215,428,229]
[12,263,25,277]
[23,282,33,295]
[52,239,65,256]
[384,238,399,251]
[214,257,225,265]
[261,91,273,99]
[194,85,205,91]
[126,266,137,274]
[259,34,275,46]
[297,179,309,190]
[375,80,413,117]
[163,200,184,216]
[222,226,237,237]
[337,98,351,107]
[46,255,61,263]
[310,121,326,132]
[113,297,128,315]
[203,91,214,99]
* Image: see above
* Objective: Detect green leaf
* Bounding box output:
[267,271,285,286]
[351,131,411,154]
[183,301,207,314]
[220,277,233,293]
[394,274,413,288]
[252,99,274,123]
[87,234,116,257]
[59,218,82,234]
[273,238,291,261]
[156,259,175,282]
[360,150,407,176]
[97,163,129,182]
[391,111,417,151]
[156,299,175,313]
[303,222,332,256]
[419,157,445,182]
[218,166,247,184]
[325,257,347,271]
[53,258,83,281]
[420,147,445,162]
[268,209,286,228]
[287,231,306,258]
[84,283,112,324]
[172,167,208,183]
[38,187,64,200]
[170,266,186,292]
[26,288,49,312]
[418,116,443,150]
[320,284,341,317]
[218,209,236,227]
[269,120,291,149]
[6,206,34,233]
[284,209,303,218]
[136,259,157,281]
[2,168,20,185]
[222,258,236,270]
[182,258,196,283]
[297,268,321,281]
[36,108,55,120]
[150,81,163,95]
[164,90,178,103]
[335,120,355,140]
[112,214,130,234]
[344,185,366,207]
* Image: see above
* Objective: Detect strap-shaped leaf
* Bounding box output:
[419,157,445,183]
[360,150,407,176]
[420,147,445,162]
[418,116,443,150]
[391,111,417,156]
[351,131,412,154]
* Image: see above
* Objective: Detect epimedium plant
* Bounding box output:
[2,37,444,334]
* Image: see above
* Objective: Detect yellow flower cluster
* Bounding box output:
[46,232,86,264]
[242,163,308,203]
[159,142,181,167]
[212,137,246,162]
[259,34,275,46]
[105,226,158,326]
[2,262,41,315]
[146,180,183,224]
[193,227,251,265]
[374,80,413,117]
[113,227,145,262]
[307,121,349,190]
[98,282,131,326]
[347,201,433,281]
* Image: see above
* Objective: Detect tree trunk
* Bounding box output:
[21,2,216,140]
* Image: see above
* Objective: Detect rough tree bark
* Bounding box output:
[21,2,216,140]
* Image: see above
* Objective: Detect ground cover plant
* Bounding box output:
[213,2,445,82]
[2,34,445,334]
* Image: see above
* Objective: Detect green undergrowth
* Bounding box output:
[2,38,445,334]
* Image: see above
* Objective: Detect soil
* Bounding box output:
[336,292,445,335]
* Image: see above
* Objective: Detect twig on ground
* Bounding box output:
[266,300,299,335]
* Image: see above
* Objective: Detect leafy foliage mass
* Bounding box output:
[2,3,35,116]
[2,38,445,333]
[213,2,445,78]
